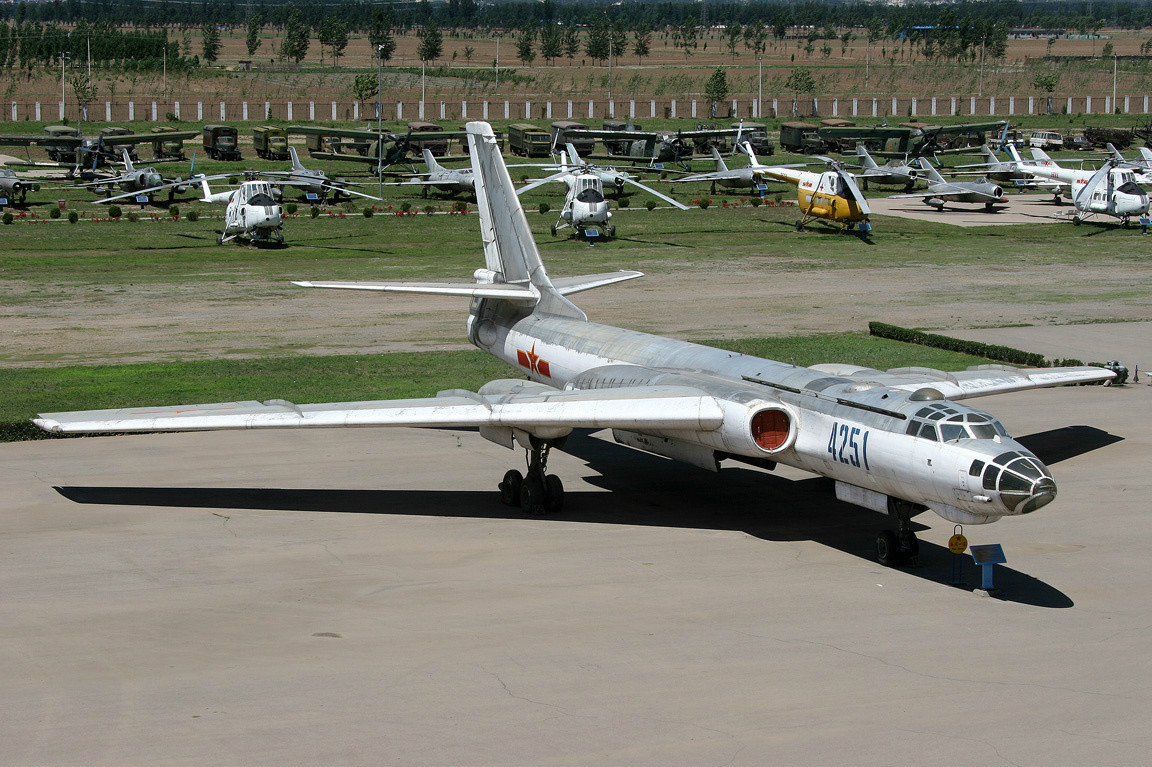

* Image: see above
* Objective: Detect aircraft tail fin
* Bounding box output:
[467,121,585,320]
[566,143,582,167]
[121,149,134,172]
[422,148,443,173]
[1005,143,1025,164]
[917,158,947,184]
[1140,147,1152,163]
[1105,143,1125,162]
[711,146,729,173]
[855,144,879,170]
[979,144,998,164]
[1032,147,1058,166]
[289,146,307,172]
[199,176,213,202]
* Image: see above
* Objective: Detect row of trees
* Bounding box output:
[4,0,1152,40]
[0,19,184,71]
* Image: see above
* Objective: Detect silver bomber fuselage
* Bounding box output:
[468,302,1055,526]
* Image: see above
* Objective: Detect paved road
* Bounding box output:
[4,325,1150,765]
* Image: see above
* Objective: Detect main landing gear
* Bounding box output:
[498,439,565,515]
[876,498,921,567]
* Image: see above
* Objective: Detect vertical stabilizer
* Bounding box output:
[466,121,585,320]
[711,146,729,173]
[978,144,998,165]
[422,148,443,173]
[1031,147,1058,166]
[917,158,947,185]
[1006,144,1025,164]
[856,144,879,171]
[121,149,135,173]
[289,146,307,173]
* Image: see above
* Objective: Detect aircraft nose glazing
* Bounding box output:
[984,451,1056,515]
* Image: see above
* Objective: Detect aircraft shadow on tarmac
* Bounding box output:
[52,424,1122,609]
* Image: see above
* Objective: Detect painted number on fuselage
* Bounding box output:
[827,422,870,470]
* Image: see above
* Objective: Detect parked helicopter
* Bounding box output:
[1008,146,1150,226]
[517,144,689,238]
[201,175,285,245]
[755,159,873,233]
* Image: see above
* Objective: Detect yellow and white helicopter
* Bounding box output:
[756,158,873,233]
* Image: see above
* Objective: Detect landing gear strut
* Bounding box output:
[498,439,564,515]
[876,498,921,567]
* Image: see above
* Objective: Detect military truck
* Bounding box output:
[41,125,80,162]
[253,125,289,160]
[406,121,449,157]
[778,121,824,154]
[203,124,241,160]
[508,123,553,157]
[151,126,188,160]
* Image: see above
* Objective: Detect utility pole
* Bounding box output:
[60,53,69,121]
[757,55,763,119]
[1113,55,1118,112]
[495,35,500,92]
[377,44,385,198]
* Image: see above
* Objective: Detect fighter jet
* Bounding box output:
[34,121,1115,567]
[887,159,1007,211]
[852,145,919,192]
[671,142,786,195]
[951,144,1044,189]
[393,149,477,196]
[261,147,382,203]
[0,167,40,205]
[75,150,191,202]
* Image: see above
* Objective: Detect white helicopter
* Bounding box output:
[1008,145,1150,226]
[200,175,285,245]
[518,144,688,238]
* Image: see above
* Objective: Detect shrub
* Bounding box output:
[310,206,320,218]
[169,205,180,218]
[49,207,61,219]
[285,202,298,215]
[400,201,412,213]
[538,202,551,215]
[697,198,711,209]
[127,211,139,222]
[750,196,762,207]
[868,322,1046,367]
[67,210,79,224]
[186,209,199,222]
[2,211,12,225]
[452,200,468,213]
[423,204,436,215]
[363,206,374,218]
[645,199,657,211]
[618,196,631,208]
[108,205,122,219]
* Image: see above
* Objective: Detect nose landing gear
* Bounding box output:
[498,439,565,515]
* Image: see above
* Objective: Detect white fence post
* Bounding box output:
[220,101,226,120]
[671,99,677,118]
[331,101,337,120]
[128,102,135,121]
[852,98,858,117]
[105,101,112,121]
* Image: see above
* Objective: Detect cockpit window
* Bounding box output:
[983,465,1000,490]
[969,459,985,477]
[575,188,604,203]
[940,423,966,442]
[918,422,938,441]
[908,404,1009,442]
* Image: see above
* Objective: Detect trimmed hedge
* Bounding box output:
[869,322,1046,367]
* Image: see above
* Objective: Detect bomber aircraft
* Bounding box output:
[887,159,1008,211]
[34,121,1115,567]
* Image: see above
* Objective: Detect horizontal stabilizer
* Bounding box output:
[292,280,538,301]
[550,271,643,295]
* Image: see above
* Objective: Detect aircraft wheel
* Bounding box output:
[876,530,903,567]
[1122,216,1131,228]
[1073,215,1082,226]
[499,469,523,507]
[519,474,546,515]
[216,235,224,245]
[550,224,558,237]
[607,225,616,238]
[544,474,565,514]
[795,219,805,231]
[1054,195,1063,206]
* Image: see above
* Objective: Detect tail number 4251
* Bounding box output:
[827,422,870,470]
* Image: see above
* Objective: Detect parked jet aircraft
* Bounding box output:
[755,159,873,232]
[76,149,192,202]
[262,147,382,202]
[395,148,477,196]
[888,159,1007,211]
[852,145,918,192]
[567,124,745,170]
[671,142,785,194]
[0,167,40,204]
[34,121,1115,566]
[952,144,1044,188]
[1009,146,1150,225]
[1104,143,1152,183]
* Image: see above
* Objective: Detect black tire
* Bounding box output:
[544,474,564,514]
[876,530,902,567]
[607,225,616,237]
[1073,216,1082,226]
[520,474,546,515]
[499,469,523,507]
[550,224,557,237]
[795,220,804,231]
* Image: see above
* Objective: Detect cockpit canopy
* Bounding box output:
[240,181,277,207]
[575,186,605,204]
[905,402,1009,443]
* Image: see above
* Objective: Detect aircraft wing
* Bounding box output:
[34,384,725,435]
[292,280,538,300]
[887,184,1001,202]
[671,169,751,183]
[812,364,1115,401]
[99,131,199,145]
[566,129,661,141]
